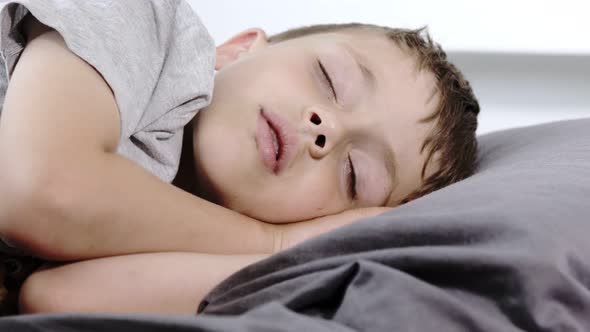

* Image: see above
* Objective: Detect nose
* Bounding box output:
[304,107,345,159]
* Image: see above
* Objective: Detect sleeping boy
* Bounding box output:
[0,0,479,314]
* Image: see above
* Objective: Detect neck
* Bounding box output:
[172,118,223,205]
[172,121,199,195]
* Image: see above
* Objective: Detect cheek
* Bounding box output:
[283,163,346,217]
[235,166,346,223]
[217,55,317,108]
[288,179,339,216]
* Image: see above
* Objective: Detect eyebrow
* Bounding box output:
[341,43,398,206]
[341,43,377,94]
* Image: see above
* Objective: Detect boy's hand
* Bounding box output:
[272,207,391,254]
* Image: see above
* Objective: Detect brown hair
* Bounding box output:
[268,23,480,205]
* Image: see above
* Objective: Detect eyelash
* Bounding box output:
[318,60,337,101]
[347,154,357,200]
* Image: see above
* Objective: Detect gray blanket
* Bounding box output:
[2,118,590,331]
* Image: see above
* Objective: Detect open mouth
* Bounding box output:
[256,107,297,175]
[267,118,283,162]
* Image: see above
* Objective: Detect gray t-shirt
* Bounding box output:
[0,0,216,183]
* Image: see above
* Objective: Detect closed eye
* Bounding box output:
[347,154,357,200]
[318,60,337,101]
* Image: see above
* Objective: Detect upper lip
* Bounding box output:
[261,108,298,174]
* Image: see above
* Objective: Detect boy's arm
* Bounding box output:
[19,252,269,314]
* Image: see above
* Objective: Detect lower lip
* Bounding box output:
[256,112,279,173]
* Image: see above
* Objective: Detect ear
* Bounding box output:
[215,28,268,70]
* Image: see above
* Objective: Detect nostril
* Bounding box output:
[315,135,326,148]
[310,112,321,125]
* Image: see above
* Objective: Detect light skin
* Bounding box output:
[4,17,441,314]
[183,27,441,223]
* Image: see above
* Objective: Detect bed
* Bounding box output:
[1,117,590,331]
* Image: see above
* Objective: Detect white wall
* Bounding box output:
[188,0,590,135]
[448,52,590,134]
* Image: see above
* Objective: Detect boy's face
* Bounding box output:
[192,28,440,223]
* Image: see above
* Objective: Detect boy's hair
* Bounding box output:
[268,23,480,205]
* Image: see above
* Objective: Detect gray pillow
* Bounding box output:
[199,118,590,331]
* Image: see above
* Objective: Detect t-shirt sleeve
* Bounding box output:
[0,0,215,182]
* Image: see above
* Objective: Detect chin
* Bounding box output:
[230,199,312,224]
